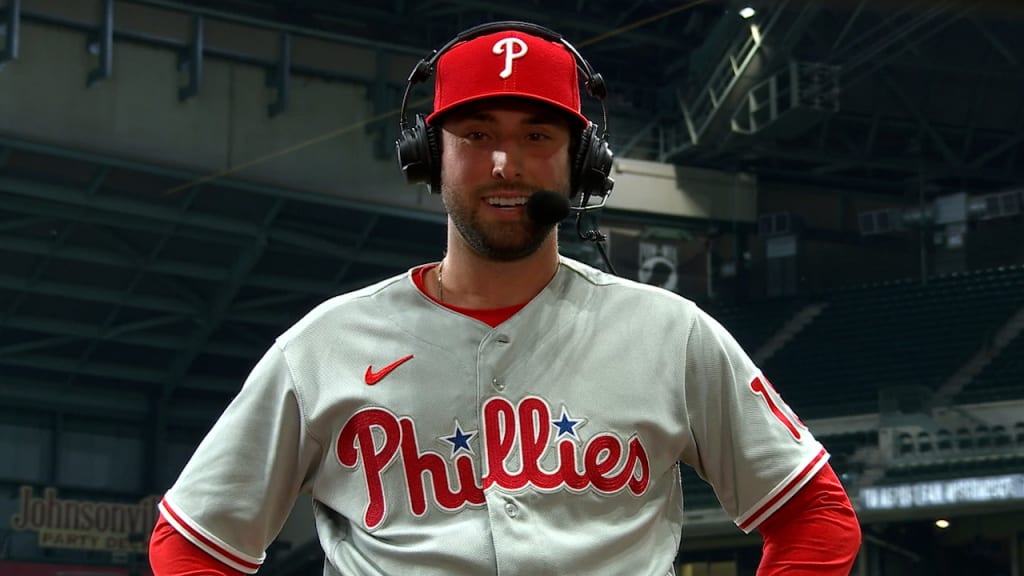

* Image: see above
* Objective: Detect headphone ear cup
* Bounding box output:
[571,124,595,198]
[396,114,443,193]
[424,120,441,193]
[572,123,614,201]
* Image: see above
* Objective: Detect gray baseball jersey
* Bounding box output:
[160,256,827,575]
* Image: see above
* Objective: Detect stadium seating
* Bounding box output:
[690,266,1024,496]
[749,266,1024,419]
[680,464,720,511]
[701,296,807,353]
[820,430,878,473]
[956,331,1024,404]
[881,454,1024,484]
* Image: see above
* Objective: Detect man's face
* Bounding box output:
[438,98,573,261]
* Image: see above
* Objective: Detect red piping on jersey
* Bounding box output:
[738,447,828,532]
[159,498,261,573]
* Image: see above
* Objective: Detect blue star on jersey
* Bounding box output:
[441,420,477,457]
[552,407,584,439]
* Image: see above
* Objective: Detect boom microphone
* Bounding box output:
[526,190,571,226]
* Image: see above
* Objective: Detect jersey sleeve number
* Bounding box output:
[750,375,806,441]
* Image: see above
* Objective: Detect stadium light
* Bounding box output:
[739,6,756,19]
[935,519,950,529]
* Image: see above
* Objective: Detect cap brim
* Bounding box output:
[426,92,589,127]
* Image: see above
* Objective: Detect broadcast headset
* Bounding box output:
[395,21,615,213]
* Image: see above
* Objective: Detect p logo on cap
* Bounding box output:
[493,37,528,79]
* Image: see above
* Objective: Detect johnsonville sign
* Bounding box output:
[9,486,159,553]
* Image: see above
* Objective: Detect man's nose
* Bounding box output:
[491,147,522,180]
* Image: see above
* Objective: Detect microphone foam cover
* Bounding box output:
[526,190,571,225]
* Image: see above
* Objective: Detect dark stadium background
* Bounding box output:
[0,0,1022,574]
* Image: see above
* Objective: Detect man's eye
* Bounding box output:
[465,131,488,140]
[527,133,551,141]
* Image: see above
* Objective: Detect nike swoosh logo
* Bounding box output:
[364,354,414,385]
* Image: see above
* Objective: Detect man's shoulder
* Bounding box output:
[558,255,698,309]
[276,269,418,346]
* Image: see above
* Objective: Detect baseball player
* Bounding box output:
[149,22,860,576]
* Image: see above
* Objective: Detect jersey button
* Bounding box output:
[496,334,511,344]
[504,502,519,518]
[492,377,505,391]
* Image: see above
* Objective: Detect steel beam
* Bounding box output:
[3,178,430,274]
[0,272,199,314]
[86,0,113,87]
[661,1,793,160]
[178,14,203,101]
[227,276,388,326]
[414,0,682,49]
[331,215,380,286]
[0,315,258,358]
[268,227,429,270]
[880,74,962,170]
[230,293,308,312]
[225,308,303,328]
[23,8,390,90]
[968,132,1024,170]
[0,176,267,238]
[0,381,232,430]
[243,273,337,295]
[0,335,76,357]
[2,223,76,325]
[840,2,973,91]
[92,221,209,315]
[0,0,20,64]
[267,32,291,117]
[169,199,283,385]
[0,380,149,423]
[748,142,1020,185]
[0,216,48,234]
[0,354,167,384]
[1,194,255,246]
[828,0,868,56]
[146,199,283,490]
[1,223,426,292]
[0,136,447,224]
[967,14,1018,67]
[65,189,206,390]
[0,235,227,281]
[3,314,184,350]
[49,412,61,483]
[127,0,424,57]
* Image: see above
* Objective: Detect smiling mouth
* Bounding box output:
[484,197,529,209]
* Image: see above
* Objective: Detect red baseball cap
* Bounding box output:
[425,30,589,127]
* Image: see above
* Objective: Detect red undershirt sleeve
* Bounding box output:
[756,463,862,575]
[149,515,246,576]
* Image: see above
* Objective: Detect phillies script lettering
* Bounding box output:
[337,396,650,529]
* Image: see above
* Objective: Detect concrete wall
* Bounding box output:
[1,1,752,222]
[1,2,440,217]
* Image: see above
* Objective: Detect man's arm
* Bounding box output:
[153,344,321,574]
[757,463,861,575]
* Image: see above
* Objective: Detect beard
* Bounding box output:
[441,181,570,262]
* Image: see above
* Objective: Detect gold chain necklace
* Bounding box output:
[436,261,444,302]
